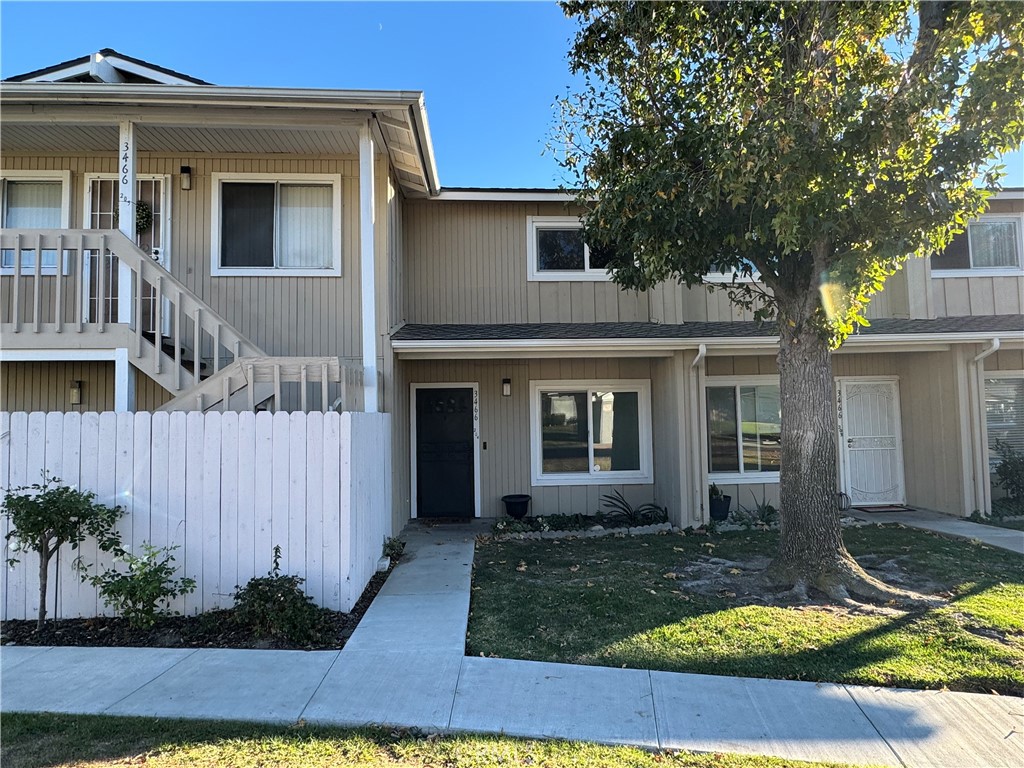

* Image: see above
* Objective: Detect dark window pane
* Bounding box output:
[537,228,585,271]
[588,241,618,270]
[593,391,640,472]
[932,232,970,270]
[221,183,274,268]
[541,391,589,473]
[707,387,739,472]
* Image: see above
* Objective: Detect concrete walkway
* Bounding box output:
[847,507,1024,555]
[3,523,1023,767]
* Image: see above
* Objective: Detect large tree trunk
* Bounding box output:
[768,314,935,605]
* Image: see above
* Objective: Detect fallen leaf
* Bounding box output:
[728,568,742,575]
[663,572,678,580]
[516,561,528,572]
[569,565,580,572]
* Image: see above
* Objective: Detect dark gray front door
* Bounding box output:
[416,387,474,518]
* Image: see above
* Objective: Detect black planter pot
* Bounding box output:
[709,495,731,521]
[501,494,532,520]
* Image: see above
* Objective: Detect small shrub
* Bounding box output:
[992,440,1024,516]
[233,545,322,643]
[87,543,196,629]
[2,472,124,629]
[732,491,780,530]
[600,490,669,528]
[383,536,406,560]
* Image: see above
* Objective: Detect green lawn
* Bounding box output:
[469,525,1024,695]
[0,714,861,768]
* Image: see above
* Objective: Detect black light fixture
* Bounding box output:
[69,380,83,406]
[502,378,512,397]
[180,165,192,191]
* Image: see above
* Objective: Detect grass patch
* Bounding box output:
[0,713,861,768]
[468,525,1024,695]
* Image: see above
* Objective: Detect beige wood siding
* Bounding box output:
[987,348,1024,372]
[3,153,366,359]
[393,357,673,531]
[930,198,1024,317]
[0,360,115,412]
[134,368,174,410]
[402,200,764,324]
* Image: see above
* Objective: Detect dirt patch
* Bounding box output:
[0,563,394,651]
[669,554,948,615]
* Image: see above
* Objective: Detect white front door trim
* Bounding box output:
[409,382,481,519]
[836,376,906,506]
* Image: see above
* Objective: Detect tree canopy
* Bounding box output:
[559,0,1024,344]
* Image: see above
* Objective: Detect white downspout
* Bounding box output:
[970,338,1000,515]
[690,344,707,525]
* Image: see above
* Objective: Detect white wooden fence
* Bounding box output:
[0,410,392,621]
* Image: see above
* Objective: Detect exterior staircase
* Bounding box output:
[0,229,361,412]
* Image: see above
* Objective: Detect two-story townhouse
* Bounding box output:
[2,51,1022,540]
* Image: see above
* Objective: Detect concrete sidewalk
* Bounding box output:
[3,524,1023,767]
[847,508,1024,555]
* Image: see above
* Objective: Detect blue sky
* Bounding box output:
[2,1,1021,189]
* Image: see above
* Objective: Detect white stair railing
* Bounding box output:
[1,229,266,396]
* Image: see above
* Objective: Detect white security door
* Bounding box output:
[838,378,906,506]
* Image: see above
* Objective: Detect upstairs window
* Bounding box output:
[932,215,1023,273]
[211,173,342,277]
[527,216,614,281]
[1,171,72,273]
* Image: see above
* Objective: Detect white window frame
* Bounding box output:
[527,215,610,282]
[530,379,653,486]
[0,170,73,275]
[210,172,343,277]
[984,371,1024,472]
[933,213,1024,277]
[704,375,782,485]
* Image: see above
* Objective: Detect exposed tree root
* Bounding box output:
[768,554,945,610]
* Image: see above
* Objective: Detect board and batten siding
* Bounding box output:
[401,200,761,325]
[0,361,116,412]
[930,198,1024,318]
[1,153,394,361]
[393,357,681,531]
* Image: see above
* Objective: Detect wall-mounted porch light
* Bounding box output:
[69,380,83,406]
[180,165,192,191]
[502,378,512,397]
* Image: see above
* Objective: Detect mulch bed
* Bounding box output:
[0,563,394,651]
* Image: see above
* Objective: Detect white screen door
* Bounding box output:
[838,378,906,506]
[84,175,170,331]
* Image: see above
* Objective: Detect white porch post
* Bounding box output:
[117,120,136,325]
[359,120,378,412]
[113,347,135,412]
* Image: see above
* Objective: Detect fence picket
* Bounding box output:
[0,411,388,620]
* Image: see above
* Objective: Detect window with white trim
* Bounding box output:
[211,173,342,277]
[706,381,781,478]
[526,216,614,281]
[985,375,1024,471]
[530,380,653,486]
[932,214,1023,273]
[1,170,72,273]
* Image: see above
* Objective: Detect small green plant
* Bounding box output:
[87,543,196,629]
[383,536,406,560]
[709,483,723,500]
[2,472,124,629]
[732,490,780,530]
[233,545,322,644]
[992,440,1024,517]
[600,490,669,528]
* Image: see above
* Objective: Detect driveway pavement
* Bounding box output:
[3,522,1022,767]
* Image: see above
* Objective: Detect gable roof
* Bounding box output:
[3,48,210,85]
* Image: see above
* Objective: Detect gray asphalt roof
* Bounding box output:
[392,315,1024,342]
